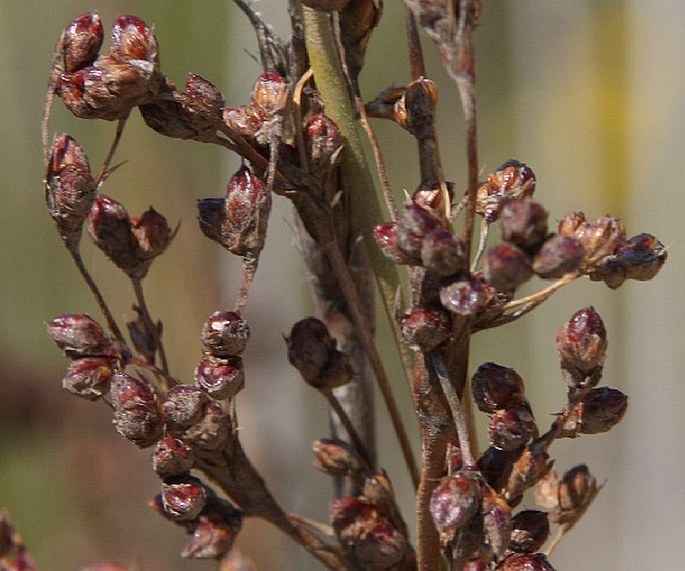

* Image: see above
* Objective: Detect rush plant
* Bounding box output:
[1,2,667,570]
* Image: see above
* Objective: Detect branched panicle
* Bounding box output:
[31,4,668,570]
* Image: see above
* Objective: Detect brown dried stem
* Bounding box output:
[131,276,168,374]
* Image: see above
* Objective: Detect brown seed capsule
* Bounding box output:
[496,553,556,571]
[110,14,158,66]
[553,464,600,529]
[400,305,451,352]
[312,438,363,477]
[488,401,537,452]
[477,446,518,492]
[182,504,242,559]
[396,203,442,260]
[440,274,492,316]
[373,222,418,265]
[54,13,104,74]
[330,496,379,547]
[161,385,208,434]
[110,372,162,447]
[195,355,245,399]
[250,70,287,115]
[504,444,552,503]
[558,212,626,267]
[476,160,536,222]
[182,401,232,452]
[182,74,224,122]
[152,436,194,477]
[509,510,550,554]
[62,356,114,400]
[45,134,97,248]
[46,313,113,358]
[421,228,467,276]
[161,475,207,522]
[471,362,526,414]
[563,387,628,436]
[286,317,336,384]
[556,307,607,385]
[500,199,549,252]
[483,244,533,293]
[317,349,355,389]
[354,520,407,571]
[304,113,344,168]
[201,310,250,357]
[532,235,585,279]
[131,207,174,259]
[429,471,481,537]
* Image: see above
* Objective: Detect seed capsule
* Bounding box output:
[483,244,533,293]
[400,305,451,352]
[161,475,207,522]
[533,235,585,279]
[429,471,480,537]
[54,13,103,74]
[201,311,250,357]
[110,14,158,66]
[500,199,549,252]
[62,357,114,400]
[195,355,245,399]
[152,436,194,477]
[471,362,526,414]
[509,510,550,554]
[47,313,113,358]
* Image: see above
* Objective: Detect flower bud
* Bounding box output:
[556,307,607,386]
[562,387,628,436]
[45,134,97,247]
[500,199,548,252]
[286,317,336,384]
[304,113,344,168]
[162,385,208,433]
[62,357,114,400]
[488,401,537,452]
[250,70,287,115]
[496,553,556,571]
[161,475,207,522]
[471,362,526,414]
[483,244,533,293]
[532,235,585,279]
[429,472,480,538]
[312,438,363,477]
[46,313,113,358]
[195,355,245,400]
[54,13,103,74]
[373,222,418,265]
[476,160,536,222]
[330,496,379,547]
[110,15,158,66]
[201,311,250,357]
[131,207,174,259]
[110,372,162,447]
[509,510,549,554]
[354,520,407,571]
[421,228,467,276]
[400,305,450,352]
[396,203,442,260]
[152,436,194,477]
[182,401,232,452]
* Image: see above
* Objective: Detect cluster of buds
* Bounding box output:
[52,14,162,121]
[197,165,272,259]
[329,479,410,570]
[554,307,627,438]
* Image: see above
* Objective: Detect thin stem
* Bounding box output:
[69,247,128,358]
[429,353,475,467]
[234,254,259,314]
[42,83,56,166]
[131,277,168,374]
[405,8,426,80]
[323,388,372,469]
[544,526,565,557]
[95,117,128,187]
[470,217,489,272]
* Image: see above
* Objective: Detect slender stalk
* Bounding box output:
[323,388,372,469]
[131,276,168,374]
[95,117,128,187]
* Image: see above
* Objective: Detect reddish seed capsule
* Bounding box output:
[400,305,450,352]
[131,207,174,259]
[533,235,585,279]
[500,199,549,252]
[590,232,667,288]
[556,307,607,377]
[45,134,97,247]
[152,436,194,477]
[161,385,208,433]
[421,228,467,276]
[476,160,536,222]
[46,313,112,357]
[250,70,287,115]
[62,357,114,400]
[496,553,556,571]
[110,372,162,447]
[182,509,242,559]
[565,387,628,436]
[201,310,250,357]
[195,355,245,399]
[373,222,418,265]
[556,464,598,518]
[110,14,158,66]
[488,401,537,452]
[354,520,407,571]
[509,510,550,554]
[312,438,363,477]
[477,446,518,491]
[330,496,379,547]
[161,475,207,522]
[55,13,103,74]
[182,401,232,452]
[440,274,493,316]
[304,113,344,168]
[396,203,442,260]
[429,471,480,537]
[558,212,626,266]
[471,362,526,414]
[483,244,533,293]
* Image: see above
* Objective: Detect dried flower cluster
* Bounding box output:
[17,2,668,570]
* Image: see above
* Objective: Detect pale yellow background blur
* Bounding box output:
[1,2,683,569]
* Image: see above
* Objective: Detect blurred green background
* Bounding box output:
[1,1,683,569]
